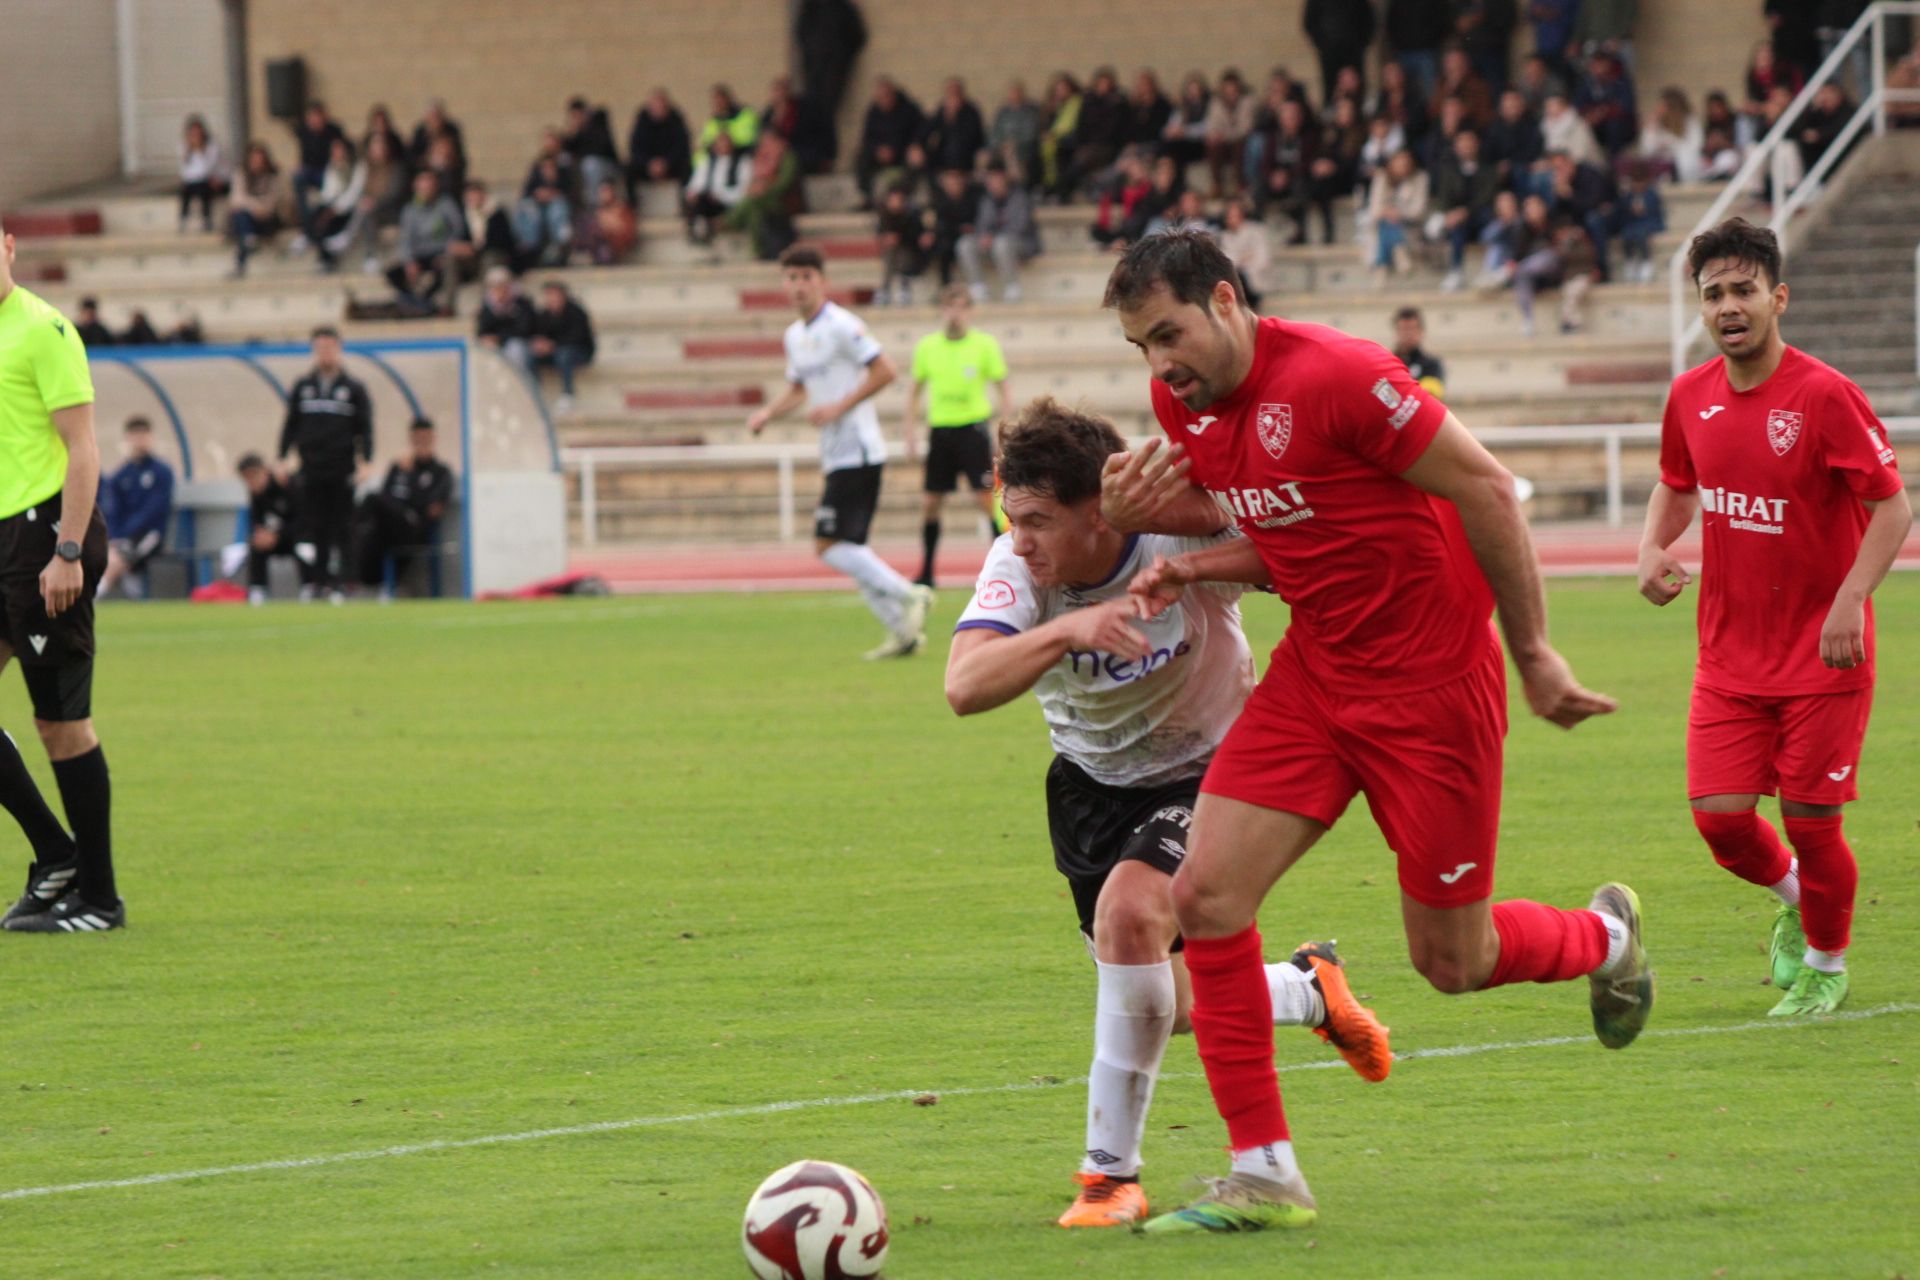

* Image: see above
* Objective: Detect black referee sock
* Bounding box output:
[920,520,941,584]
[0,729,74,867]
[51,746,114,907]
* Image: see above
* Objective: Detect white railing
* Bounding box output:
[564,421,1920,544]
[1669,1,1920,375]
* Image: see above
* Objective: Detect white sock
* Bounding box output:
[1594,911,1630,976]
[1081,961,1175,1178]
[1803,946,1846,974]
[1769,858,1801,907]
[1230,1140,1302,1184]
[820,542,913,631]
[1266,962,1325,1027]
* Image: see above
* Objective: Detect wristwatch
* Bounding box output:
[54,540,82,563]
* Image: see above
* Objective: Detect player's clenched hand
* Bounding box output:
[1515,646,1618,730]
[1060,598,1152,662]
[746,408,772,436]
[1100,438,1191,532]
[1128,554,1193,620]
[1636,544,1691,606]
[1818,595,1867,669]
[40,557,83,620]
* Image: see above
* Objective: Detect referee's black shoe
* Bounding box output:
[4,891,125,933]
[2,857,78,926]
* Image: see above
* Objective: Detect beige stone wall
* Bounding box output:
[0,0,122,213]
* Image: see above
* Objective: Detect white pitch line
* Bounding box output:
[3,1002,1913,1203]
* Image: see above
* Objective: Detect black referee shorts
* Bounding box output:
[0,494,107,721]
[923,421,994,494]
[1044,756,1199,950]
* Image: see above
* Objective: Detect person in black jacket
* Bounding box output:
[629,90,694,190]
[856,77,925,205]
[356,419,454,596]
[1305,0,1379,105]
[761,76,839,175]
[475,267,537,369]
[530,282,596,413]
[562,97,623,206]
[277,327,372,601]
[1063,67,1127,197]
[796,0,868,126]
[290,100,347,234]
[1386,0,1453,102]
[921,78,987,174]
[237,453,313,605]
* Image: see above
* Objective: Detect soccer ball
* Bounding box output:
[741,1159,889,1280]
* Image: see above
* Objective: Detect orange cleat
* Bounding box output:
[1057,1172,1150,1228]
[1292,940,1393,1082]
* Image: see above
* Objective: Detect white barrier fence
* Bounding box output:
[563,419,1920,546]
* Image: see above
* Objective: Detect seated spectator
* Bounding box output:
[475,266,536,369]
[562,97,623,205]
[1306,0,1377,104]
[355,419,454,598]
[875,183,929,304]
[1704,89,1755,153]
[450,179,520,281]
[1090,148,1154,247]
[1063,67,1128,197]
[1124,153,1186,245]
[387,170,463,312]
[1613,161,1666,282]
[515,154,576,267]
[1038,72,1084,197]
[922,77,987,176]
[1699,124,1744,182]
[629,89,694,189]
[923,166,979,284]
[1430,129,1503,289]
[228,142,291,277]
[1316,94,1367,202]
[1574,51,1639,157]
[237,453,311,605]
[1257,98,1329,244]
[408,100,466,180]
[178,115,227,233]
[1245,70,1311,197]
[725,130,801,260]
[524,128,582,206]
[857,76,926,205]
[1369,59,1430,141]
[305,137,366,274]
[1147,187,1215,237]
[1432,46,1495,130]
[1203,70,1256,198]
[1516,53,1568,113]
[1745,38,1804,111]
[343,131,411,275]
[119,310,162,345]
[1367,148,1429,280]
[1125,70,1173,150]
[360,105,406,169]
[1889,45,1920,129]
[1422,95,1474,171]
[684,131,754,244]
[699,84,761,160]
[1485,88,1543,185]
[1161,72,1212,168]
[289,99,346,238]
[1638,87,1703,183]
[1796,81,1853,175]
[1545,147,1618,275]
[1510,194,1598,335]
[1357,114,1408,190]
[98,416,175,599]
[761,76,836,174]
[530,281,596,413]
[1328,64,1366,109]
[1213,199,1272,309]
[957,163,1038,301]
[1390,306,1447,396]
[1474,188,1524,285]
[990,79,1043,185]
[75,297,114,347]
[573,179,639,266]
[421,133,467,203]
[1539,93,1605,169]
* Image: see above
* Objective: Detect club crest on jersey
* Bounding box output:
[1766,409,1802,456]
[1371,379,1402,410]
[976,579,1017,609]
[1256,403,1292,459]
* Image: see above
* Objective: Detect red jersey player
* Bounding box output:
[1094,230,1653,1235]
[1640,218,1911,1018]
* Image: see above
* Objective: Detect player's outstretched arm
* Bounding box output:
[1129,540,1270,619]
[945,599,1151,715]
[1821,489,1914,669]
[1401,412,1617,730]
[1100,438,1228,535]
[747,382,807,435]
[1636,481,1698,606]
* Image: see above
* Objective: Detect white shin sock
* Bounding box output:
[1266,961,1325,1027]
[1082,961,1175,1178]
[821,542,913,632]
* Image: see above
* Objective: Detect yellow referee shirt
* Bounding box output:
[911,329,1007,428]
[0,286,91,519]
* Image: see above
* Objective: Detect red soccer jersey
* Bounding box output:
[1152,317,1494,696]
[1659,345,1904,696]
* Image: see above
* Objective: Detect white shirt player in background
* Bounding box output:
[943,397,1390,1230]
[748,245,934,660]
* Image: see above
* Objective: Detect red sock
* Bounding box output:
[1483,900,1609,988]
[1693,809,1793,887]
[1183,924,1288,1148]
[1784,816,1856,953]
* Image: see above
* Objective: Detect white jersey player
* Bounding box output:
[943,398,1390,1231]
[749,245,933,659]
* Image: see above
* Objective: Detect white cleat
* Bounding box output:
[862,632,922,661]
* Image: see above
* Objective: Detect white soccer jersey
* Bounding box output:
[955,531,1256,788]
[782,301,889,473]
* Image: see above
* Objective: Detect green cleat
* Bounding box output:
[1768,904,1807,989]
[1769,966,1849,1017]
[1136,1173,1318,1235]
[1588,882,1654,1049]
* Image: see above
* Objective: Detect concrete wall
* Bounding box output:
[126,0,237,176]
[0,0,123,213]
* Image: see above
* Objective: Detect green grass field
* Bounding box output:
[2,579,1917,1279]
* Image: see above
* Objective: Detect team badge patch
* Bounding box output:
[1371,378,1402,410]
[1766,409,1802,456]
[1256,403,1293,460]
[976,579,1017,609]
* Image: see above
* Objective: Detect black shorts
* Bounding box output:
[0,495,107,720]
[923,422,994,494]
[814,464,883,544]
[1045,756,1199,948]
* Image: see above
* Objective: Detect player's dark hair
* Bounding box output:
[236,452,266,473]
[310,325,340,342]
[124,416,152,433]
[996,398,1127,506]
[1393,306,1423,325]
[410,417,435,432]
[1688,217,1783,289]
[1103,228,1243,313]
[779,244,826,273]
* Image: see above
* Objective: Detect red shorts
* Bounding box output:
[1201,632,1507,909]
[1687,681,1873,805]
